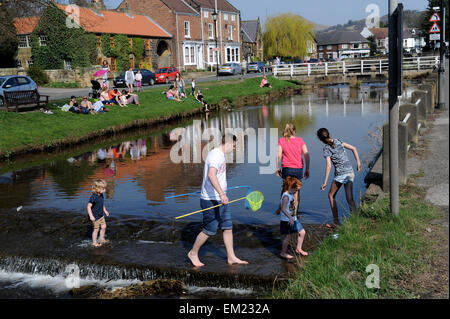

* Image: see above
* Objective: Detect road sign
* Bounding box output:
[429,12,441,22]
[430,33,441,41]
[429,22,441,33]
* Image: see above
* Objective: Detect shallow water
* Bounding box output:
[0,86,388,297]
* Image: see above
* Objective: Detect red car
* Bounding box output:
[155,66,180,84]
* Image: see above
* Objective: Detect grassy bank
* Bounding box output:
[273,184,444,299]
[0,76,298,156]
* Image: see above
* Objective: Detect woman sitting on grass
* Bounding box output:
[108,88,124,107]
[165,85,182,102]
[120,90,140,106]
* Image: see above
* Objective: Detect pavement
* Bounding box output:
[39,71,269,101]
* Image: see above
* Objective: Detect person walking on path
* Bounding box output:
[317,128,361,228]
[125,67,135,93]
[276,123,310,216]
[188,134,249,267]
[102,60,110,89]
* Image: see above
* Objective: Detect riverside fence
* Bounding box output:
[273,56,440,78]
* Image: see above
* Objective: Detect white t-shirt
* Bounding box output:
[135,73,142,82]
[280,192,297,222]
[200,148,227,201]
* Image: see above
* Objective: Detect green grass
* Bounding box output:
[0,77,297,155]
[272,184,440,299]
[41,82,81,88]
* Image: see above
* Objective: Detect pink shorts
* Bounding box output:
[136,81,142,87]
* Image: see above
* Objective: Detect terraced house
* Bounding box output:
[13,1,173,72]
[118,0,242,71]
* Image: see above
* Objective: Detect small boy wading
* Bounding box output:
[87,179,110,247]
[188,135,249,267]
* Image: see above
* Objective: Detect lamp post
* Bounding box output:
[212,10,219,80]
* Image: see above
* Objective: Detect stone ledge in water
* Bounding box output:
[70,279,188,299]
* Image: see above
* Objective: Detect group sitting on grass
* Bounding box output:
[98,86,140,107]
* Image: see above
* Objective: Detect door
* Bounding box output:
[3,78,18,91]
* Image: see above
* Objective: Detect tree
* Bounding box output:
[421,0,449,50]
[263,13,314,59]
[0,3,18,67]
[367,35,378,56]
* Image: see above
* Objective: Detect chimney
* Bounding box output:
[119,1,132,15]
[90,0,106,12]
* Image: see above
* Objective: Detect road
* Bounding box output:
[39,70,271,101]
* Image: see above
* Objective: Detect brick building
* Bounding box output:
[241,18,263,62]
[316,31,369,60]
[13,17,41,68]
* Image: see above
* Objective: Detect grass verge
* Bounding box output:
[272,183,443,299]
[0,76,297,156]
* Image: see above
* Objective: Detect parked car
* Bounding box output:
[293,59,304,65]
[218,63,242,75]
[308,58,319,66]
[113,68,156,87]
[247,61,265,73]
[327,58,337,62]
[0,75,38,106]
[155,66,180,84]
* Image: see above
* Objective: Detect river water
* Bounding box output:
[0,85,388,298]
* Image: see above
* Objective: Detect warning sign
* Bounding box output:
[429,12,441,22]
[429,22,441,33]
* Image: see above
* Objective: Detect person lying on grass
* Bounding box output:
[120,90,140,106]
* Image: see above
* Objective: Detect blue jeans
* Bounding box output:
[280,220,304,235]
[200,199,232,236]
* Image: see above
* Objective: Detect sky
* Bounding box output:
[105,0,428,27]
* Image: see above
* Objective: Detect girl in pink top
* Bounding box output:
[276,123,310,216]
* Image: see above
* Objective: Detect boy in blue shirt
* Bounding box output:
[87,179,110,247]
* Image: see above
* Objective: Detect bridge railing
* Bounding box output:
[273,56,439,77]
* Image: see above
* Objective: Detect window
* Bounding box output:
[96,36,101,49]
[18,35,30,48]
[225,47,239,63]
[16,60,22,68]
[319,45,323,51]
[208,46,218,64]
[110,57,116,71]
[224,13,228,21]
[39,36,47,46]
[234,48,239,62]
[227,25,233,40]
[184,21,190,38]
[97,57,103,65]
[204,10,208,18]
[231,14,236,21]
[208,23,214,39]
[26,59,33,68]
[17,77,30,85]
[341,44,348,49]
[352,43,359,49]
[4,78,18,88]
[129,38,133,48]
[110,37,115,48]
[327,45,332,50]
[184,44,196,65]
[64,60,72,70]
[319,53,323,59]
[145,39,150,50]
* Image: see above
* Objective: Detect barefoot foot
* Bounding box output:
[188,251,205,267]
[295,249,308,256]
[92,243,102,248]
[227,257,249,265]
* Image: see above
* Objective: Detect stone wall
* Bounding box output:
[0,66,100,88]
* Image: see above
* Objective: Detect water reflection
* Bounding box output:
[0,87,388,225]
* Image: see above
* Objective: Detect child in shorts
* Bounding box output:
[135,70,143,93]
[87,179,110,247]
[279,176,308,259]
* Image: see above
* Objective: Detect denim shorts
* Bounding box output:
[334,172,355,184]
[281,167,304,180]
[200,199,232,236]
[280,219,304,235]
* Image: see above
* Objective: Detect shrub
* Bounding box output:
[27,66,49,85]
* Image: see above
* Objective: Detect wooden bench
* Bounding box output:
[3,90,50,112]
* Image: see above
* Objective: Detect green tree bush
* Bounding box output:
[0,4,18,68]
[27,66,49,85]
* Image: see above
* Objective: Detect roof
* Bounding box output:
[369,28,388,39]
[56,4,172,38]
[315,31,368,46]
[193,0,239,13]
[161,0,199,15]
[242,20,258,43]
[13,17,41,35]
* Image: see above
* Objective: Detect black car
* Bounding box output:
[113,69,156,87]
